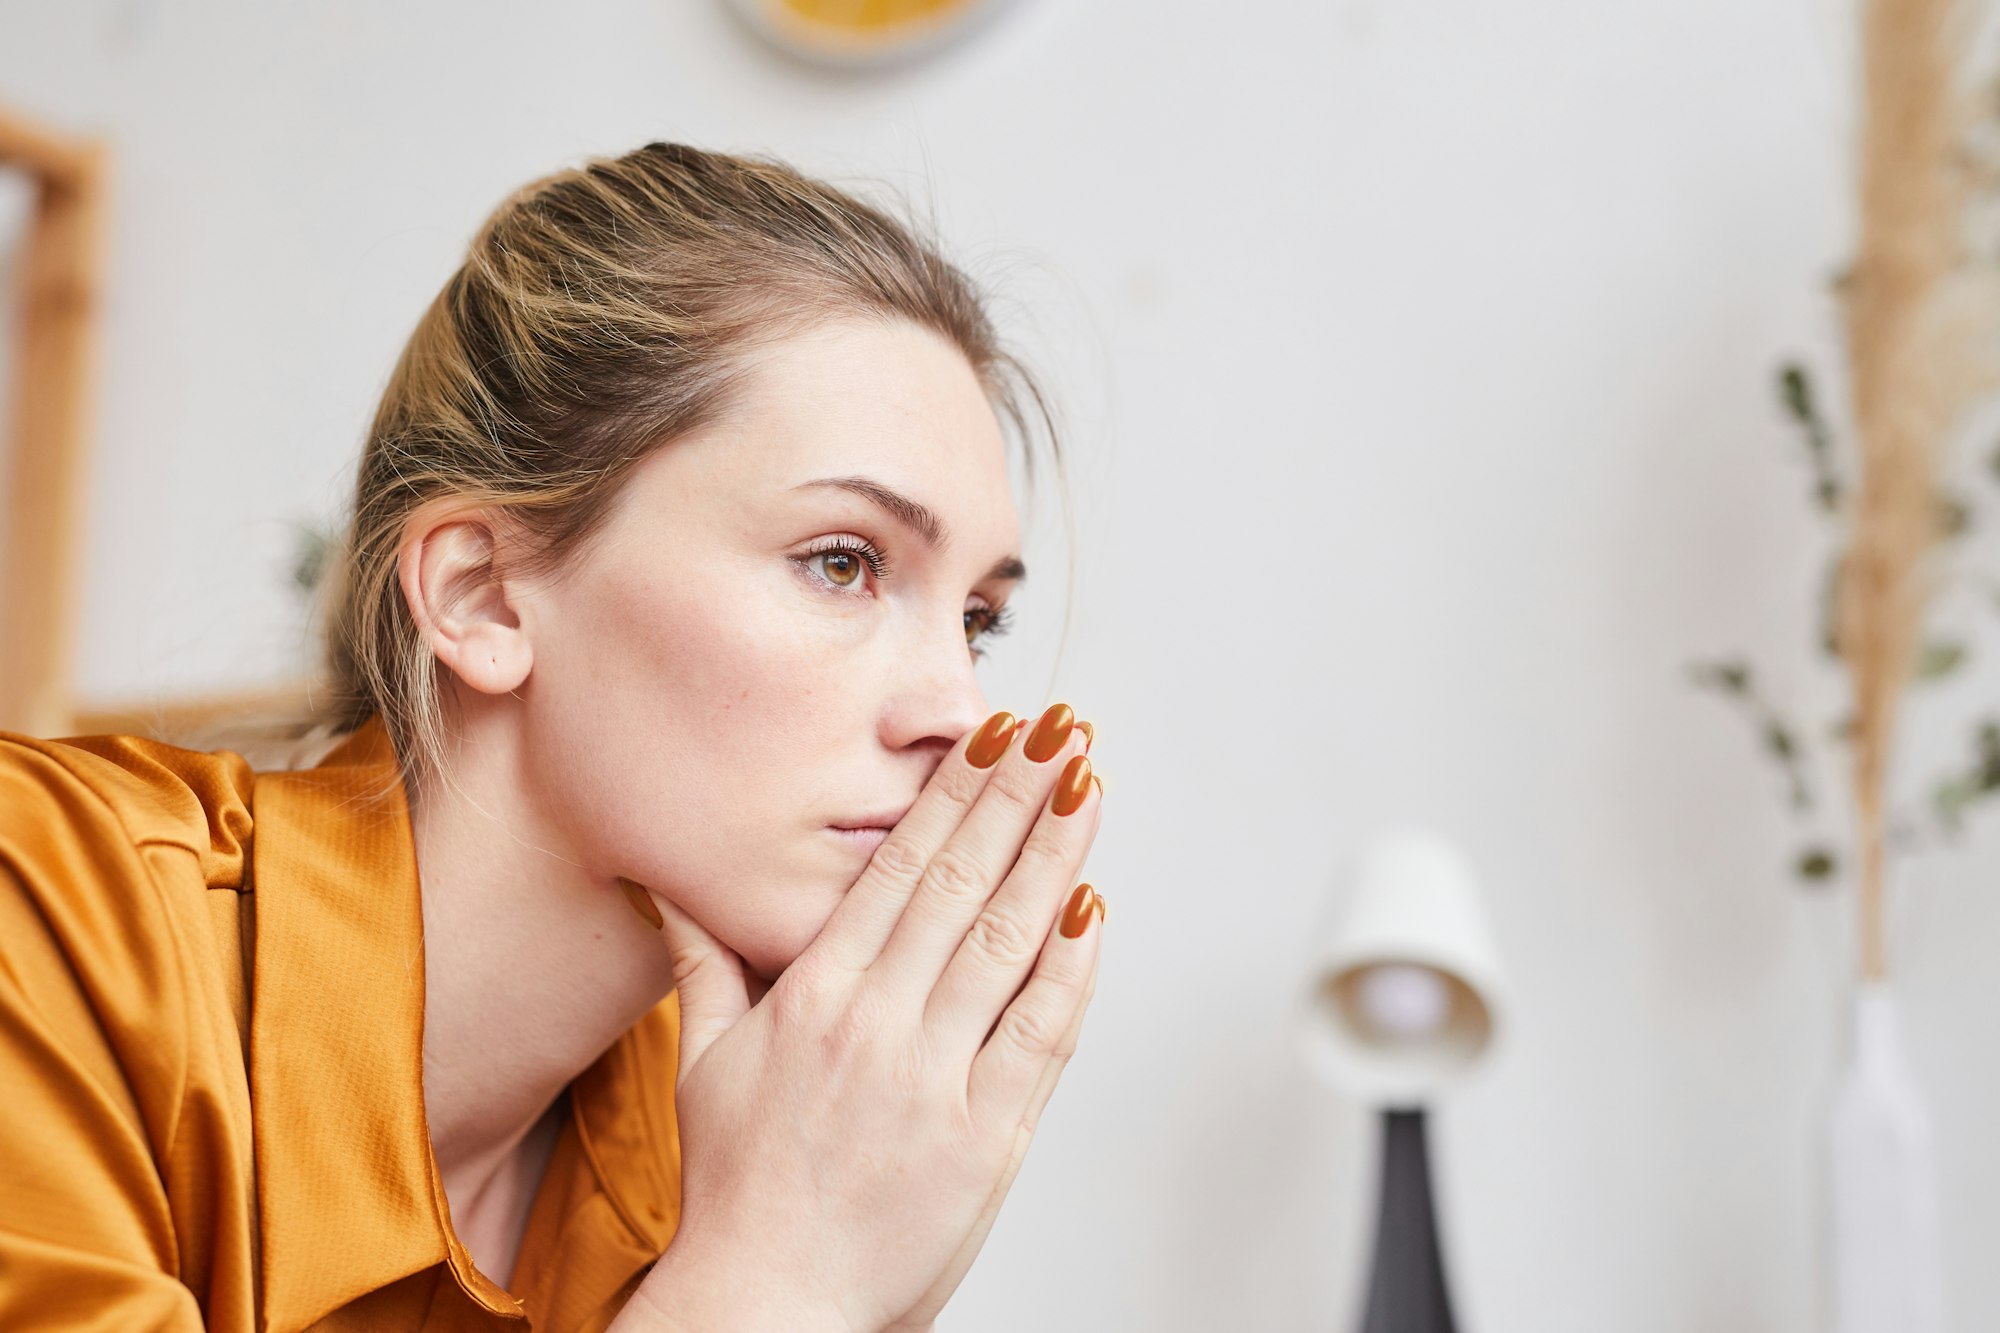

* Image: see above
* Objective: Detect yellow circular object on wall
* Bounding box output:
[726,0,1020,68]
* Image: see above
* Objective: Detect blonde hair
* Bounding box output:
[233,143,1063,799]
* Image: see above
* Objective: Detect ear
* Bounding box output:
[396,503,534,696]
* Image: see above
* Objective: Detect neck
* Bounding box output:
[409,722,678,1187]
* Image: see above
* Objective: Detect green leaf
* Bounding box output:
[1688,659,1753,695]
[1764,721,1797,761]
[1918,641,1969,680]
[1935,775,1976,832]
[290,523,333,595]
[1796,846,1837,882]
[1935,492,1972,539]
[1978,722,2000,789]
[1820,554,1845,660]
[1779,364,1814,425]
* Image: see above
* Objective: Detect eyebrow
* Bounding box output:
[791,475,1027,584]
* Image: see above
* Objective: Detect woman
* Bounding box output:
[0,141,1106,1332]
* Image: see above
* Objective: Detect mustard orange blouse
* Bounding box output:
[0,718,684,1331]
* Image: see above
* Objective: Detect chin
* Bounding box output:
[741,894,843,985]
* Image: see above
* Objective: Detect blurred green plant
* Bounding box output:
[1687,362,2000,885]
[289,520,336,598]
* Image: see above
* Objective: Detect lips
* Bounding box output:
[829,801,914,833]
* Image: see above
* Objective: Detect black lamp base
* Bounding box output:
[1359,1108,1458,1333]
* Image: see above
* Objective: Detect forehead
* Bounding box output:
[710,317,1018,529]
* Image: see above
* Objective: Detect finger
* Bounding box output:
[867,705,1089,998]
[966,882,1102,1128]
[800,708,1020,975]
[1018,901,1099,1131]
[923,759,1100,1053]
[903,928,1100,1332]
[978,927,1100,1230]
[649,882,752,1088]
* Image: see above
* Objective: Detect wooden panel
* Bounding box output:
[0,108,108,735]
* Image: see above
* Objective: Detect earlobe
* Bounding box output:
[396,506,535,696]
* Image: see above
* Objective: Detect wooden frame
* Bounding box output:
[0,108,108,736]
[2,107,321,743]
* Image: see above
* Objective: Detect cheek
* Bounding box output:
[522,563,858,971]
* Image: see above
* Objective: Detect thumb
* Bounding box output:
[630,878,750,1086]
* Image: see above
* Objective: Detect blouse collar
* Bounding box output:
[247,716,680,1328]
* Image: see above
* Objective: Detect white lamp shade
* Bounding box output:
[1297,826,1508,1107]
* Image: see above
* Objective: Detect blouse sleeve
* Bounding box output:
[0,743,208,1330]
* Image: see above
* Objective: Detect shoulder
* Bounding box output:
[0,735,267,1328]
[0,731,256,881]
[0,731,258,1059]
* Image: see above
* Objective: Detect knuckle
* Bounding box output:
[934,761,988,809]
[890,1035,941,1098]
[1035,938,1090,991]
[963,905,1040,970]
[868,835,929,887]
[1013,823,1072,877]
[1057,1006,1091,1060]
[768,964,822,1031]
[997,1001,1059,1055]
[819,985,890,1063]
[984,763,1043,814]
[919,846,990,909]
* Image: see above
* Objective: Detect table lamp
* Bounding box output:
[1297,827,1508,1333]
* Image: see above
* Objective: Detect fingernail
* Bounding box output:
[617,876,664,931]
[1025,702,1075,763]
[1052,754,1093,815]
[1093,891,1106,925]
[1076,719,1094,753]
[1061,882,1097,938]
[966,710,1018,769]
[1091,773,1105,799]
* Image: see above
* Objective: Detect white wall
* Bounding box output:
[7,1,1998,1329]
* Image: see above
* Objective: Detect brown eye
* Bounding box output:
[799,537,889,593]
[820,551,863,587]
[963,603,1014,655]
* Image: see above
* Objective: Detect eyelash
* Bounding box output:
[797,535,1015,658]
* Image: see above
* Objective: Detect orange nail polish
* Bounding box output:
[966,710,1018,769]
[1061,883,1096,938]
[1052,754,1093,816]
[1093,891,1106,924]
[1091,773,1105,799]
[1076,720,1094,753]
[1025,703,1075,762]
[617,876,664,931]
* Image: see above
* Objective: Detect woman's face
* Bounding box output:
[513,317,1025,980]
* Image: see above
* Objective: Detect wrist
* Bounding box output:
[619,1237,855,1333]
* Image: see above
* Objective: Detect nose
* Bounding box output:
[878,618,992,764]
